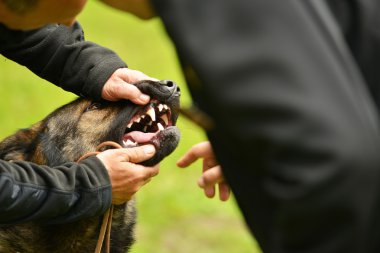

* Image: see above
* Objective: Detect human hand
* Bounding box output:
[101,68,158,105]
[177,141,230,201]
[96,144,159,205]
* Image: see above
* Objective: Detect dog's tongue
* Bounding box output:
[123,131,156,143]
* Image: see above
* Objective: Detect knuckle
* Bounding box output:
[132,171,146,181]
[112,83,124,94]
[203,170,218,184]
[124,148,141,161]
[151,168,160,177]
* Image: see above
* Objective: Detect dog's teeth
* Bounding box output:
[123,139,136,147]
[127,122,133,128]
[135,117,141,123]
[163,104,169,110]
[161,114,169,126]
[148,121,153,126]
[158,104,164,112]
[141,115,145,119]
[143,126,148,132]
[146,107,156,121]
[157,123,165,131]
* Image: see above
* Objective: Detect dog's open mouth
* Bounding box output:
[122,99,174,148]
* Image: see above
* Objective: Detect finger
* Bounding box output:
[118,145,156,163]
[107,82,150,104]
[177,141,213,168]
[198,176,216,198]
[203,157,218,172]
[198,177,215,198]
[142,178,152,186]
[117,82,151,104]
[101,68,152,104]
[204,185,216,199]
[142,164,160,178]
[124,163,160,180]
[218,183,231,201]
[119,68,159,83]
[200,166,224,187]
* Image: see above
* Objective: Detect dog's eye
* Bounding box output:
[85,102,104,112]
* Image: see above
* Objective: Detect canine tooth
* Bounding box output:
[135,117,141,123]
[158,104,164,112]
[161,114,169,125]
[163,104,169,110]
[127,122,133,128]
[141,115,145,119]
[146,107,156,121]
[157,123,165,131]
[148,121,153,126]
[143,126,148,132]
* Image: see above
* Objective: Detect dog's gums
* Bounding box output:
[82,80,180,168]
[123,99,173,148]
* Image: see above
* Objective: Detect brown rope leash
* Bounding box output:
[77,141,123,253]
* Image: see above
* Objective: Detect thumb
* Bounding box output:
[120,144,156,163]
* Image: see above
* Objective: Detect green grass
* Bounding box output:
[0,1,262,252]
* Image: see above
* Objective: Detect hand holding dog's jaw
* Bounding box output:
[102,68,158,105]
[0,78,180,251]
[96,144,160,205]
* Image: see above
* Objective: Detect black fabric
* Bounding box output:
[0,156,112,225]
[0,22,127,100]
[327,0,380,110]
[152,0,380,252]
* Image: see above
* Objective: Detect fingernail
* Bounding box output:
[144,145,155,155]
[139,94,150,103]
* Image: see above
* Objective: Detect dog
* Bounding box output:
[0,80,181,253]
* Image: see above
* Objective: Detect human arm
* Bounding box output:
[0,22,152,104]
[0,144,157,225]
[177,141,230,201]
[0,157,111,225]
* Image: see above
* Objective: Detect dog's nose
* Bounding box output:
[160,80,181,94]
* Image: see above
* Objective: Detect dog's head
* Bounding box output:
[0,80,181,166]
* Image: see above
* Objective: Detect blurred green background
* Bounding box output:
[0,1,262,253]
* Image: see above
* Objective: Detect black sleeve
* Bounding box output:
[0,156,112,225]
[0,22,127,100]
[152,0,380,252]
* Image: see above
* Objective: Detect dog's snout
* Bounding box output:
[160,80,181,94]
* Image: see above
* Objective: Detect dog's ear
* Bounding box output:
[0,122,43,161]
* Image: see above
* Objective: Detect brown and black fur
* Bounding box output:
[0,80,181,253]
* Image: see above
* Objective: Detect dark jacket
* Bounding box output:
[0,23,126,225]
[152,0,380,252]
[0,22,126,100]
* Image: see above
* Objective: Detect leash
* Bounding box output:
[77,141,123,253]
